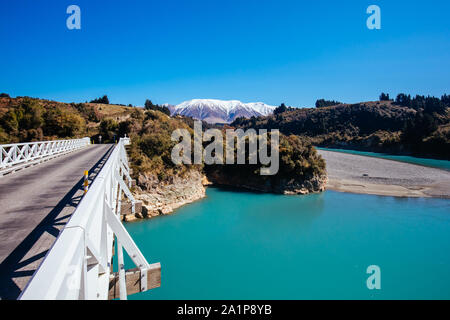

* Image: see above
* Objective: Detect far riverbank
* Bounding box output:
[318,149,450,198]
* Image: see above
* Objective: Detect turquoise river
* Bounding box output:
[124,155,450,300]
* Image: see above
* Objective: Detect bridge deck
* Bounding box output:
[0,144,114,300]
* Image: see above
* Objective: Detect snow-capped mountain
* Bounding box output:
[169,99,276,123]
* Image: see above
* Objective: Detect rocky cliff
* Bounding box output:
[206,170,327,195]
[133,170,208,219]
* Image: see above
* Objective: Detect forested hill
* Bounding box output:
[232,96,450,159]
[0,96,136,144]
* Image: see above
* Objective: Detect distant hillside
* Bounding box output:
[170,99,276,123]
[0,96,135,143]
[232,99,450,159]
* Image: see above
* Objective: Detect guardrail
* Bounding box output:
[19,137,160,300]
[0,137,91,176]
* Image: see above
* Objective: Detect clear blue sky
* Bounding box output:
[0,0,449,107]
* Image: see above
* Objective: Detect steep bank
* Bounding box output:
[206,170,326,195]
[132,170,208,219]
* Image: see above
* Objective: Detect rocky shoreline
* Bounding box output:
[129,170,208,221]
[206,170,327,195]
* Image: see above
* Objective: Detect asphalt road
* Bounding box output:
[0,144,114,299]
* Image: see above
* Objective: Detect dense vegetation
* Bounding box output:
[205,133,325,193]
[119,108,203,181]
[232,94,450,159]
[117,108,326,190]
[0,97,87,143]
[315,99,342,108]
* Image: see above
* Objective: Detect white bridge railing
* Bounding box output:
[0,137,91,176]
[20,137,160,300]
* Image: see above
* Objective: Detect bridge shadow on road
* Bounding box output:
[0,145,115,300]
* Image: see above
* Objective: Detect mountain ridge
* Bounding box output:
[168,99,276,123]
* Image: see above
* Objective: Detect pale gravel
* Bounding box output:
[317,149,450,198]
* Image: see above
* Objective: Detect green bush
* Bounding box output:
[99,119,119,142]
[43,106,85,138]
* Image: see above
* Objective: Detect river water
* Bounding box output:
[125,186,450,299]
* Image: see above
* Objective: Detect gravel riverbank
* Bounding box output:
[318,149,450,198]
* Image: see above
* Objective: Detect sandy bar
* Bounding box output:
[317,149,450,198]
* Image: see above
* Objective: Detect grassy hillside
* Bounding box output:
[0,96,134,143]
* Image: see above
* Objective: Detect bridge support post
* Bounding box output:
[104,200,160,300]
[108,264,161,300]
[114,170,136,214]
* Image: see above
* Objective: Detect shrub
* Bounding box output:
[0,98,44,135]
[99,118,119,142]
[43,106,85,137]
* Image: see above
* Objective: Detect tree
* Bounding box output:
[402,112,438,144]
[410,95,426,110]
[423,96,446,114]
[441,94,450,106]
[0,98,43,135]
[379,93,390,101]
[43,105,85,137]
[274,103,287,115]
[315,99,341,108]
[395,93,411,107]
[99,119,118,142]
[144,99,155,110]
[144,99,171,116]
[0,93,10,98]
[90,95,109,104]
